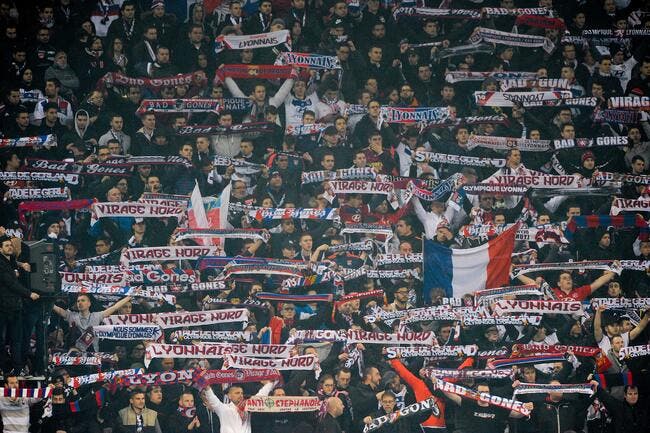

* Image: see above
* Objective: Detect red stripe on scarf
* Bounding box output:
[269,316,284,345]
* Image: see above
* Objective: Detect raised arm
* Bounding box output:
[594,305,604,343]
[413,197,437,240]
[102,296,132,318]
[629,309,649,340]
[590,270,616,292]
[512,264,537,286]
[52,305,69,319]
[224,77,247,98]
[202,387,227,413]
[509,402,534,418]
[255,380,277,397]
[269,77,295,108]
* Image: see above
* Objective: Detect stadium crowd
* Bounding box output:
[1,0,650,432]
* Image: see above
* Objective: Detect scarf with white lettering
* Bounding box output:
[512,344,601,358]
[595,172,650,185]
[120,246,223,265]
[470,27,555,53]
[104,309,249,329]
[75,286,177,304]
[493,300,583,315]
[285,330,349,344]
[174,228,270,243]
[363,397,441,433]
[460,224,568,244]
[500,79,570,91]
[421,115,510,129]
[392,7,481,20]
[474,90,572,106]
[423,368,512,380]
[104,155,194,168]
[9,187,69,200]
[553,136,628,150]
[375,253,423,265]
[25,156,133,177]
[345,330,435,345]
[340,223,393,237]
[325,180,396,200]
[608,96,650,110]
[225,354,321,378]
[414,150,506,168]
[327,240,373,253]
[60,272,128,286]
[301,167,376,184]
[0,134,56,149]
[380,106,450,123]
[619,344,650,359]
[170,330,252,343]
[341,267,419,281]
[215,30,291,53]
[593,109,641,124]
[92,325,163,341]
[432,378,531,416]
[285,123,328,136]
[97,71,203,91]
[50,354,110,366]
[385,345,477,359]
[529,97,598,107]
[462,183,529,195]
[202,297,268,311]
[67,368,143,388]
[195,368,282,388]
[583,29,650,37]
[591,298,650,310]
[136,99,220,114]
[364,305,451,325]
[276,52,340,69]
[489,172,590,189]
[245,396,322,412]
[248,206,338,222]
[513,383,594,396]
[474,284,542,303]
[91,202,184,225]
[467,136,551,152]
[139,192,189,206]
[0,171,78,184]
[144,342,292,367]
[446,71,538,83]
[511,260,622,278]
[177,122,275,136]
[482,7,550,16]
[611,197,650,216]
[405,174,462,201]
[462,315,543,326]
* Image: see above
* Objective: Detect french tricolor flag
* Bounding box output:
[424,222,520,299]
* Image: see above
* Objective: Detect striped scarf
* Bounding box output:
[564,214,649,241]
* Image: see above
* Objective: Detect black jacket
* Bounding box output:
[534,395,594,433]
[0,253,31,314]
[597,387,649,433]
[349,383,379,432]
